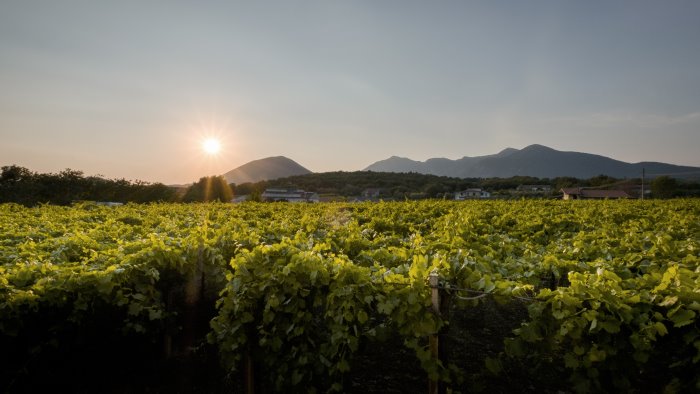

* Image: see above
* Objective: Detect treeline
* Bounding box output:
[234,171,700,199]
[0,165,177,206]
[4,165,697,206]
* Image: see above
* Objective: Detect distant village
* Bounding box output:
[233,183,652,203]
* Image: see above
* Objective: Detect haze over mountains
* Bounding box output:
[221,145,700,184]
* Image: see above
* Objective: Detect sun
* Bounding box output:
[202,138,221,155]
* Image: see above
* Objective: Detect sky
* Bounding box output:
[1,1,699,184]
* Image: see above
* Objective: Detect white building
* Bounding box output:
[455,188,491,200]
[261,188,320,203]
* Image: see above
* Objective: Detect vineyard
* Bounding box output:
[1,200,698,393]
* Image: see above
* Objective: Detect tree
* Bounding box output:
[247,189,262,202]
[182,176,233,202]
[587,174,618,187]
[424,182,447,198]
[1,165,34,183]
[651,176,677,199]
[0,166,37,205]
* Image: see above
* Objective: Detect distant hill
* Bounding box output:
[365,144,700,179]
[222,156,312,184]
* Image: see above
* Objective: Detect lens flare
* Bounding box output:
[202,138,221,155]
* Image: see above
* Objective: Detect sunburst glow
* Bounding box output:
[202,138,221,155]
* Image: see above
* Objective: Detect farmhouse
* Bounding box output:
[455,188,490,200]
[561,188,631,200]
[261,188,320,203]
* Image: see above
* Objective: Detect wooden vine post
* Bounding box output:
[245,345,255,394]
[429,270,440,394]
[183,242,205,354]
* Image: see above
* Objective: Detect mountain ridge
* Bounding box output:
[364,144,700,179]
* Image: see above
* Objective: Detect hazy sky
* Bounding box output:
[1,1,699,184]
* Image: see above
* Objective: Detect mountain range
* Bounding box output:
[363,144,700,179]
[220,145,700,184]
